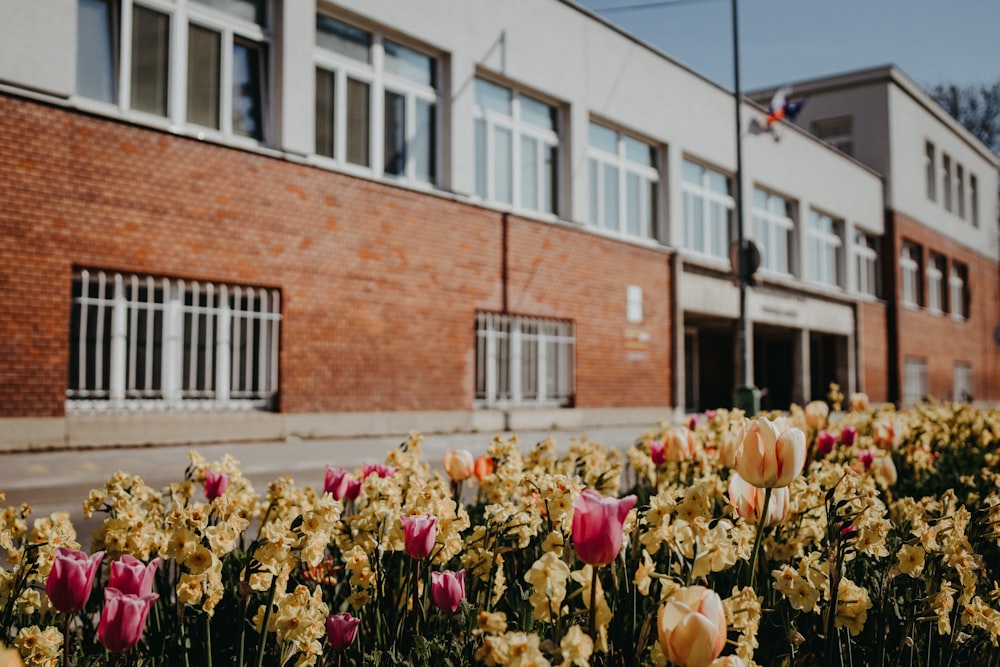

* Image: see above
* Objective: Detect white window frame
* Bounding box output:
[924,141,936,202]
[853,229,879,298]
[475,312,574,408]
[75,0,270,144]
[681,160,734,262]
[926,253,945,315]
[474,78,559,216]
[314,15,440,186]
[949,262,968,321]
[902,357,928,406]
[900,242,921,308]
[807,209,844,288]
[68,269,280,412]
[954,363,973,402]
[956,163,966,219]
[942,153,953,212]
[587,123,658,240]
[751,188,795,276]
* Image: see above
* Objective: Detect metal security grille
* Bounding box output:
[475,312,574,408]
[68,270,280,412]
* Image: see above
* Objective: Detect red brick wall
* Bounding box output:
[858,300,889,403]
[0,95,673,417]
[892,213,1000,402]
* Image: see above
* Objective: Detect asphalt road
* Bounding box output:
[0,424,647,539]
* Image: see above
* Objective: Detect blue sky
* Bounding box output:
[576,0,1000,93]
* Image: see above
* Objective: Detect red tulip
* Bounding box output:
[431,569,466,613]
[571,489,637,566]
[401,514,437,559]
[816,430,837,455]
[362,463,397,479]
[98,587,158,653]
[649,440,666,466]
[204,469,229,501]
[326,612,360,650]
[657,585,727,667]
[45,547,104,614]
[840,426,858,447]
[324,466,354,500]
[109,555,160,597]
[444,450,475,482]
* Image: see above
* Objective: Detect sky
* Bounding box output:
[576,0,1000,94]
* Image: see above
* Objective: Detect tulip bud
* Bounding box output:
[870,454,897,486]
[873,418,898,451]
[431,569,466,613]
[657,585,727,667]
[473,455,494,482]
[204,469,229,501]
[734,417,806,488]
[839,426,857,447]
[326,612,360,650]
[444,449,475,482]
[649,440,666,466]
[710,657,747,667]
[816,430,836,455]
[728,472,789,526]
[571,489,637,566]
[324,466,356,500]
[45,548,105,614]
[858,449,876,470]
[109,555,161,597]
[804,401,829,430]
[362,463,397,479]
[849,392,870,412]
[98,587,159,653]
[401,514,437,559]
[663,427,695,462]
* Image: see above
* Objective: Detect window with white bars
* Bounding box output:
[68,270,280,412]
[314,14,438,185]
[76,0,269,141]
[751,188,795,276]
[900,242,921,307]
[903,357,928,406]
[475,313,574,408]
[807,209,844,287]
[926,252,946,315]
[474,77,559,216]
[853,230,880,298]
[681,160,734,261]
[587,122,658,240]
[950,262,969,321]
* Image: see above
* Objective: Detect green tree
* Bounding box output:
[930,79,1000,157]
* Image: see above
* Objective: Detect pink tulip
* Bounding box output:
[858,449,876,471]
[735,417,806,488]
[728,473,789,526]
[444,450,475,482]
[704,410,718,421]
[204,469,229,501]
[324,466,355,500]
[326,612,360,650]
[688,415,698,431]
[109,555,160,597]
[840,426,857,447]
[571,489,637,566]
[431,569,466,613]
[657,585,728,667]
[98,587,158,653]
[45,547,104,614]
[649,440,666,466]
[401,514,437,559]
[816,430,836,455]
[363,463,397,479]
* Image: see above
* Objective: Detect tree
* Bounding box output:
[930,80,1000,158]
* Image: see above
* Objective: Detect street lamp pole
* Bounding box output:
[731,0,759,414]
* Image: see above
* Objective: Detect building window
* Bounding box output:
[587,123,658,240]
[76,0,269,141]
[954,363,973,402]
[475,312,574,407]
[926,252,946,315]
[956,163,965,219]
[900,242,921,307]
[474,78,559,215]
[903,357,928,406]
[924,141,936,202]
[314,15,438,185]
[751,188,795,276]
[811,116,853,156]
[970,174,979,227]
[681,160,734,261]
[68,269,280,412]
[942,153,953,212]
[950,262,969,321]
[853,230,880,298]
[807,210,844,287]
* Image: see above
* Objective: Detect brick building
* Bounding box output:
[1,0,996,449]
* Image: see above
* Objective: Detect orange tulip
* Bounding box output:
[473,454,494,482]
[657,585,728,667]
[444,449,475,482]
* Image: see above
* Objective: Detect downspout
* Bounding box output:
[502,212,511,431]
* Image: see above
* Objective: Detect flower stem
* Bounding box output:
[63,612,71,667]
[588,566,599,655]
[747,486,773,590]
[255,576,278,667]
[204,612,213,667]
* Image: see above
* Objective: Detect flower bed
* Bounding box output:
[2,394,1000,666]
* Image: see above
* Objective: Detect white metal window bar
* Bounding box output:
[68,269,280,412]
[926,254,945,315]
[900,243,921,307]
[475,312,574,408]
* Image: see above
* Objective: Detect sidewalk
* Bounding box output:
[0,424,647,527]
